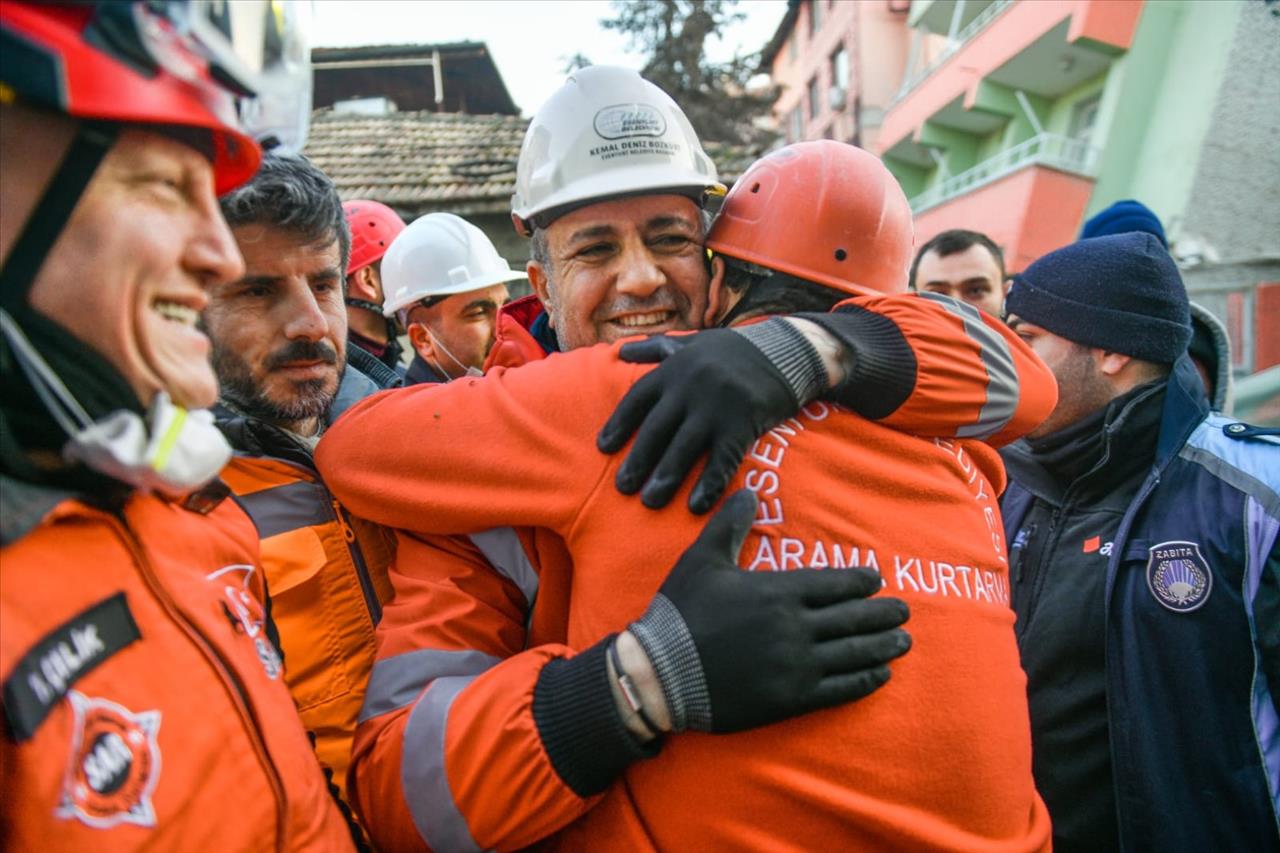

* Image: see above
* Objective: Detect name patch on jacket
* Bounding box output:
[3,593,140,742]
[1146,540,1213,613]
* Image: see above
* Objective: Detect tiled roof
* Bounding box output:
[304,109,763,217]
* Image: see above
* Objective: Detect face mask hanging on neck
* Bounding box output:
[0,309,231,498]
[426,327,483,379]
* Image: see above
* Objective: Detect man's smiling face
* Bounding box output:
[531,194,711,350]
[26,129,244,410]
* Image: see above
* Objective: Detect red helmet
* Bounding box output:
[344,200,408,279]
[0,2,313,194]
[706,141,914,298]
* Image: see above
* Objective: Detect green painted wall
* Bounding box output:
[975,125,1007,163]
[886,157,930,198]
[1044,72,1107,137]
[1085,0,1242,223]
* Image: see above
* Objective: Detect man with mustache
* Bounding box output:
[201,153,397,821]
[320,142,1054,851]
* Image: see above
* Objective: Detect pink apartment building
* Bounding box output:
[762,0,917,151]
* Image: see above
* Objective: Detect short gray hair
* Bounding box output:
[220,153,351,274]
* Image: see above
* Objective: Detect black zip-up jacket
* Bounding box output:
[1001,357,1280,853]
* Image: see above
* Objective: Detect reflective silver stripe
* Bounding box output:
[469,528,539,608]
[402,675,487,853]
[1245,497,1280,801]
[918,291,1019,439]
[235,479,331,539]
[359,649,500,724]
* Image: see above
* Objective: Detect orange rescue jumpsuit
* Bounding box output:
[0,482,356,851]
[317,294,1058,851]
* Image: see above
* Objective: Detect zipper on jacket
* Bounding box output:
[331,497,383,626]
[1014,500,1071,644]
[111,513,290,851]
[238,451,384,631]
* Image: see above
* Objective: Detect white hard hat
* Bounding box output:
[381,213,527,317]
[510,65,726,236]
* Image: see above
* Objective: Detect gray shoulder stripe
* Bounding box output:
[469,528,539,608]
[402,675,488,852]
[235,479,332,539]
[1179,445,1280,518]
[917,292,1020,439]
[359,649,500,724]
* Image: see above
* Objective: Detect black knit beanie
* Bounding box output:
[1005,232,1191,363]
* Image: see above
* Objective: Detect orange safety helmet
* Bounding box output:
[0,1,313,195]
[344,200,407,280]
[706,141,914,298]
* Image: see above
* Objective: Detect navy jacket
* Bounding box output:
[1002,356,1280,852]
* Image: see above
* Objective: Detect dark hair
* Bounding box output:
[219,153,351,276]
[717,258,843,323]
[909,229,1005,289]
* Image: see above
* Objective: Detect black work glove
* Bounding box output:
[598,321,828,513]
[628,490,910,734]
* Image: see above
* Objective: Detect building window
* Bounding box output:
[1069,94,1101,142]
[808,76,821,121]
[830,44,848,102]
[809,0,822,37]
[789,107,803,143]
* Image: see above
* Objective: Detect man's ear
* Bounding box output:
[1001,278,1012,297]
[407,320,435,362]
[348,265,379,302]
[1097,350,1134,377]
[703,255,728,327]
[527,261,555,329]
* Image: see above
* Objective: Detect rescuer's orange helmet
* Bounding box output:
[706,141,914,298]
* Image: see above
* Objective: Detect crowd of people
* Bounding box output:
[1,3,1276,852]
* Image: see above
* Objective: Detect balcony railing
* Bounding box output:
[909,132,1099,213]
[892,0,1015,105]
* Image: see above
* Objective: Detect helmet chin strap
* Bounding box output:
[345,297,399,345]
[0,123,117,304]
[0,309,231,498]
[344,297,384,314]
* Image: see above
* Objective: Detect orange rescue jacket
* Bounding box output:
[318,294,1058,851]
[220,454,394,804]
[317,317,1049,845]
[0,480,356,852]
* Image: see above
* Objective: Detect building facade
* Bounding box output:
[762,0,915,150]
[865,0,1277,377]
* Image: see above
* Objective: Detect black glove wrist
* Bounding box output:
[796,305,916,420]
[732,317,830,407]
[532,635,661,797]
[628,593,711,732]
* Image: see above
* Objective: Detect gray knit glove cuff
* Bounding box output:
[732,317,830,407]
[628,593,712,731]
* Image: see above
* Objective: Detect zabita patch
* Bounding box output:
[1146,540,1213,612]
[3,593,140,742]
[57,692,161,830]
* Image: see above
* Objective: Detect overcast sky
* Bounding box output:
[312,0,789,116]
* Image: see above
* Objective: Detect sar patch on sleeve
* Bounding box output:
[3,593,141,742]
[57,691,161,829]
